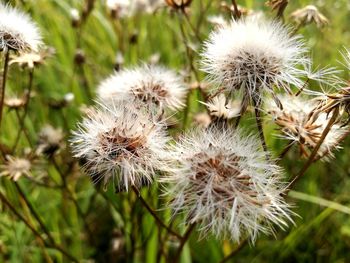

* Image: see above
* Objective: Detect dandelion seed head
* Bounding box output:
[163,126,293,242]
[97,65,187,110]
[201,17,308,102]
[0,4,42,52]
[71,102,169,191]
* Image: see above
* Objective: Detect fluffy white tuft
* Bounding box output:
[0,4,42,52]
[71,101,170,191]
[201,17,309,102]
[162,126,293,243]
[97,65,187,110]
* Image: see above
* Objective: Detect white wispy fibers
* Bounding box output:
[200,93,240,120]
[201,16,308,105]
[267,95,348,160]
[71,101,170,191]
[163,126,293,242]
[97,65,187,110]
[0,3,42,52]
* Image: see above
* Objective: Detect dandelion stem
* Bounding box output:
[219,238,248,263]
[231,0,241,19]
[288,108,339,190]
[12,68,34,152]
[172,223,196,263]
[0,50,10,130]
[131,185,182,239]
[252,98,269,153]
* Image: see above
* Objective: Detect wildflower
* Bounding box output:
[4,94,27,109]
[163,126,293,242]
[0,4,42,52]
[97,65,187,111]
[291,5,329,28]
[36,125,64,156]
[70,8,80,27]
[201,94,240,120]
[0,156,31,181]
[267,95,347,159]
[9,47,54,69]
[201,17,308,112]
[71,102,169,191]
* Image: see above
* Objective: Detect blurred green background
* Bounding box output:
[1,0,350,262]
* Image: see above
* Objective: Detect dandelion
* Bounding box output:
[97,65,187,111]
[0,4,42,52]
[4,94,27,109]
[163,126,293,242]
[267,95,347,159]
[201,93,240,120]
[0,156,31,181]
[291,5,329,28]
[71,101,169,191]
[201,17,308,111]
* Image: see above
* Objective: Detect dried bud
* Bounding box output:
[165,0,192,10]
[74,49,86,65]
[291,5,329,28]
[70,8,81,28]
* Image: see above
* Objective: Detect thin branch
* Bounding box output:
[131,185,182,239]
[0,50,10,129]
[172,223,196,263]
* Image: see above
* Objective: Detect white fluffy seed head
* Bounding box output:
[71,101,170,191]
[163,126,293,243]
[97,65,187,111]
[267,95,347,160]
[201,16,309,101]
[0,4,42,52]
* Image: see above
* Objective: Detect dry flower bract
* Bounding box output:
[0,156,31,181]
[267,95,347,159]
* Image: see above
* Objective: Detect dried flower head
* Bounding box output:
[0,156,31,181]
[107,0,163,18]
[201,94,240,120]
[9,47,54,68]
[163,126,293,242]
[267,95,347,159]
[36,125,64,156]
[4,94,27,109]
[97,65,187,111]
[201,17,308,111]
[291,5,329,28]
[0,4,42,52]
[265,0,289,16]
[71,102,169,191]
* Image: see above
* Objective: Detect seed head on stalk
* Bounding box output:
[71,101,170,191]
[163,126,293,242]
